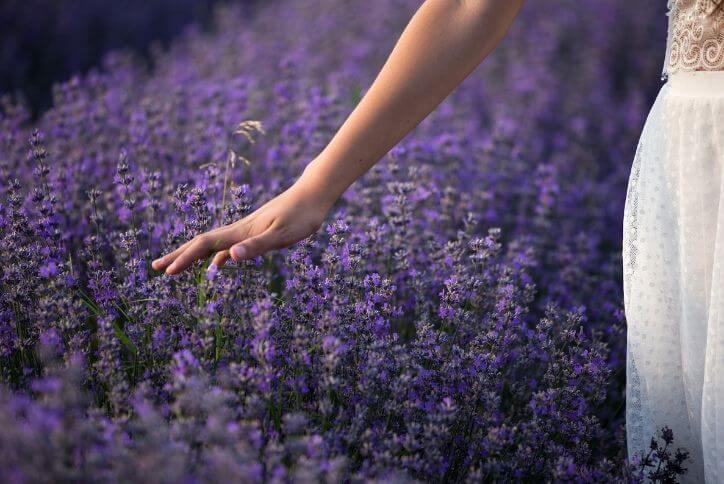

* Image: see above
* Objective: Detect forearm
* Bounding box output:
[154,0,525,274]
[298,0,524,207]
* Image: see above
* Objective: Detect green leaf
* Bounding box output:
[112,321,138,356]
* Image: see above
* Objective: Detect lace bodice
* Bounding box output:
[664,0,724,78]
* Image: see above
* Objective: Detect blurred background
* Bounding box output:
[2,0,665,116]
[0,0,255,115]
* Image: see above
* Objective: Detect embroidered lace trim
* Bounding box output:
[664,0,724,79]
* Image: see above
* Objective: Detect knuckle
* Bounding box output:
[197,233,211,245]
[271,221,287,235]
[239,222,254,239]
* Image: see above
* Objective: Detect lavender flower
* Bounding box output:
[0,0,682,481]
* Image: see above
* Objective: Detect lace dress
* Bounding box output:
[623,1,724,482]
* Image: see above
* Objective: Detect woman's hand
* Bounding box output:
[152,171,333,276]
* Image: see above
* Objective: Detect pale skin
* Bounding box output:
[152,0,525,276]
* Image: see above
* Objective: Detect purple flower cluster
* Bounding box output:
[0,0,688,481]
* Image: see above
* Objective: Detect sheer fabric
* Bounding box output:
[664,0,724,78]
[623,71,724,483]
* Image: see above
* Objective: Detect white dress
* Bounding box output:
[623,1,724,482]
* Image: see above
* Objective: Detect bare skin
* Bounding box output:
[153,0,525,276]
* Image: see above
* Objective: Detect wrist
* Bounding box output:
[293,158,341,214]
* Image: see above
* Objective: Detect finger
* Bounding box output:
[211,250,231,267]
[230,228,283,262]
[166,229,240,275]
[152,221,246,271]
[152,238,196,271]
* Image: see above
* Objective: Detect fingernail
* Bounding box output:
[152,258,162,267]
[206,264,218,280]
[232,245,246,259]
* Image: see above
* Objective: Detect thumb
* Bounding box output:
[230,229,279,262]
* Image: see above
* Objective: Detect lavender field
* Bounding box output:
[0,0,688,481]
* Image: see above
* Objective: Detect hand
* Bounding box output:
[152,175,333,275]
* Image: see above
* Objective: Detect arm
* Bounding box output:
[154,0,524,275]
